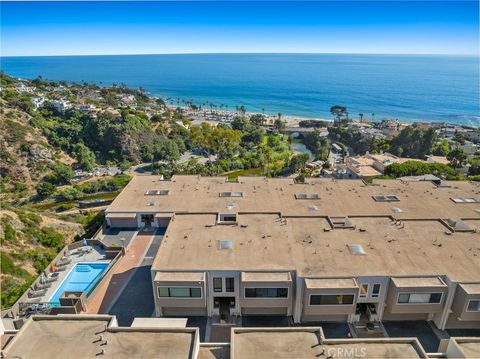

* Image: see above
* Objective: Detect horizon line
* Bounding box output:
[1,51,478,58]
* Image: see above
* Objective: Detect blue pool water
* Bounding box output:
[49,262,109,305]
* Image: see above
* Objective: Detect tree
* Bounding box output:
[330,105,348,123]
[47,163,74,185]
[389,126,436,159]
[154,139,180,165]
[288,154,309,173]
[273,119,286,133]
[36,182,56,198]
[250,114,266,126]
[72,143,96,171]
[447,147,467,168]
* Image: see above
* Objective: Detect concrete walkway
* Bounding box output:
[85,232,153,314]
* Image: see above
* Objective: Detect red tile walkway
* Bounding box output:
[86,232,153,314]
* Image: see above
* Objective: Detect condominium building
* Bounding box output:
[104,175,480,330]
[7,315,478,358]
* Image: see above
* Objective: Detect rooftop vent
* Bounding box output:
[327,216,354,229]
[219,191,243,198]
[147,201,156,206]
[442,218,475,233]
[348,244,366,255]
[226,202,236,210]
[450,197,478,203]
[391,207,403,213]
[295,193,320,200]
[308,204,318,211]
[145,189,169,195]
[218,240,232,250]
[373,195,400,202]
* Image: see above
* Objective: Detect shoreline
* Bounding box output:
[163,102,476,130]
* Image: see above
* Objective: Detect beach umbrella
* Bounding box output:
[50,262,56,273]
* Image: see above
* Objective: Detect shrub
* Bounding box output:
[36,181,56,197]
[1,220,17,242]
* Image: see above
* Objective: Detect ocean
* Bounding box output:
[1,53,479,126]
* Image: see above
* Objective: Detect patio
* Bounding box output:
[18,245,109,311]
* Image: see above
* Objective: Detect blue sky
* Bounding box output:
[1,1,478,56]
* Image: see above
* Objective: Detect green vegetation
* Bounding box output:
[384,161,458,179]
[301,131,330,160]
[328,126,389,155]
[389,126,437,158]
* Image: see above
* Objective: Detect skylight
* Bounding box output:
[451,197,478,203]
[372,195,400,202]
[219,191,243,198]
[145,189,169,195]
[295,193,320,200]
[348,244,366,255]
[218,240,232,250]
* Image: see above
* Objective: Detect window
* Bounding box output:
[157,287,202,298]
[372,284,381,298]
[397,293,442,304]
[467,300,480,312]
[309,294,355,305]
[226,277,235,292]
[244,287,288,298]
[360,284,369,298]
[213,278,222,292]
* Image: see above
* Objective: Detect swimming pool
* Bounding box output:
[49,262,109,305]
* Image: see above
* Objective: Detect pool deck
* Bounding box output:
[23,246,109,306]
[86,231,153,314]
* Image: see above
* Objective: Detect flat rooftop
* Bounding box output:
[106,175,480,220]
[152,213,480,281]
[2,316,198,359]
[450,338,480,358]
[231,328,427,359]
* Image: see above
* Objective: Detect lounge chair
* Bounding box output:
[57,258,71,266]
[27,289,47,298]
[34,282,51,291]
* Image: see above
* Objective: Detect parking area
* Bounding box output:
[383,321,440,353]
[108,265,154,326]
[185,317,208,342]
[241,316,291,327]
[447,328,480,337]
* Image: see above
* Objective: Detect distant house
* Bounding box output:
[75,103,95,113]
[31,96,46,109]
[14,82,34,93]
[51,100,71,113]
[341,152,414,179]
